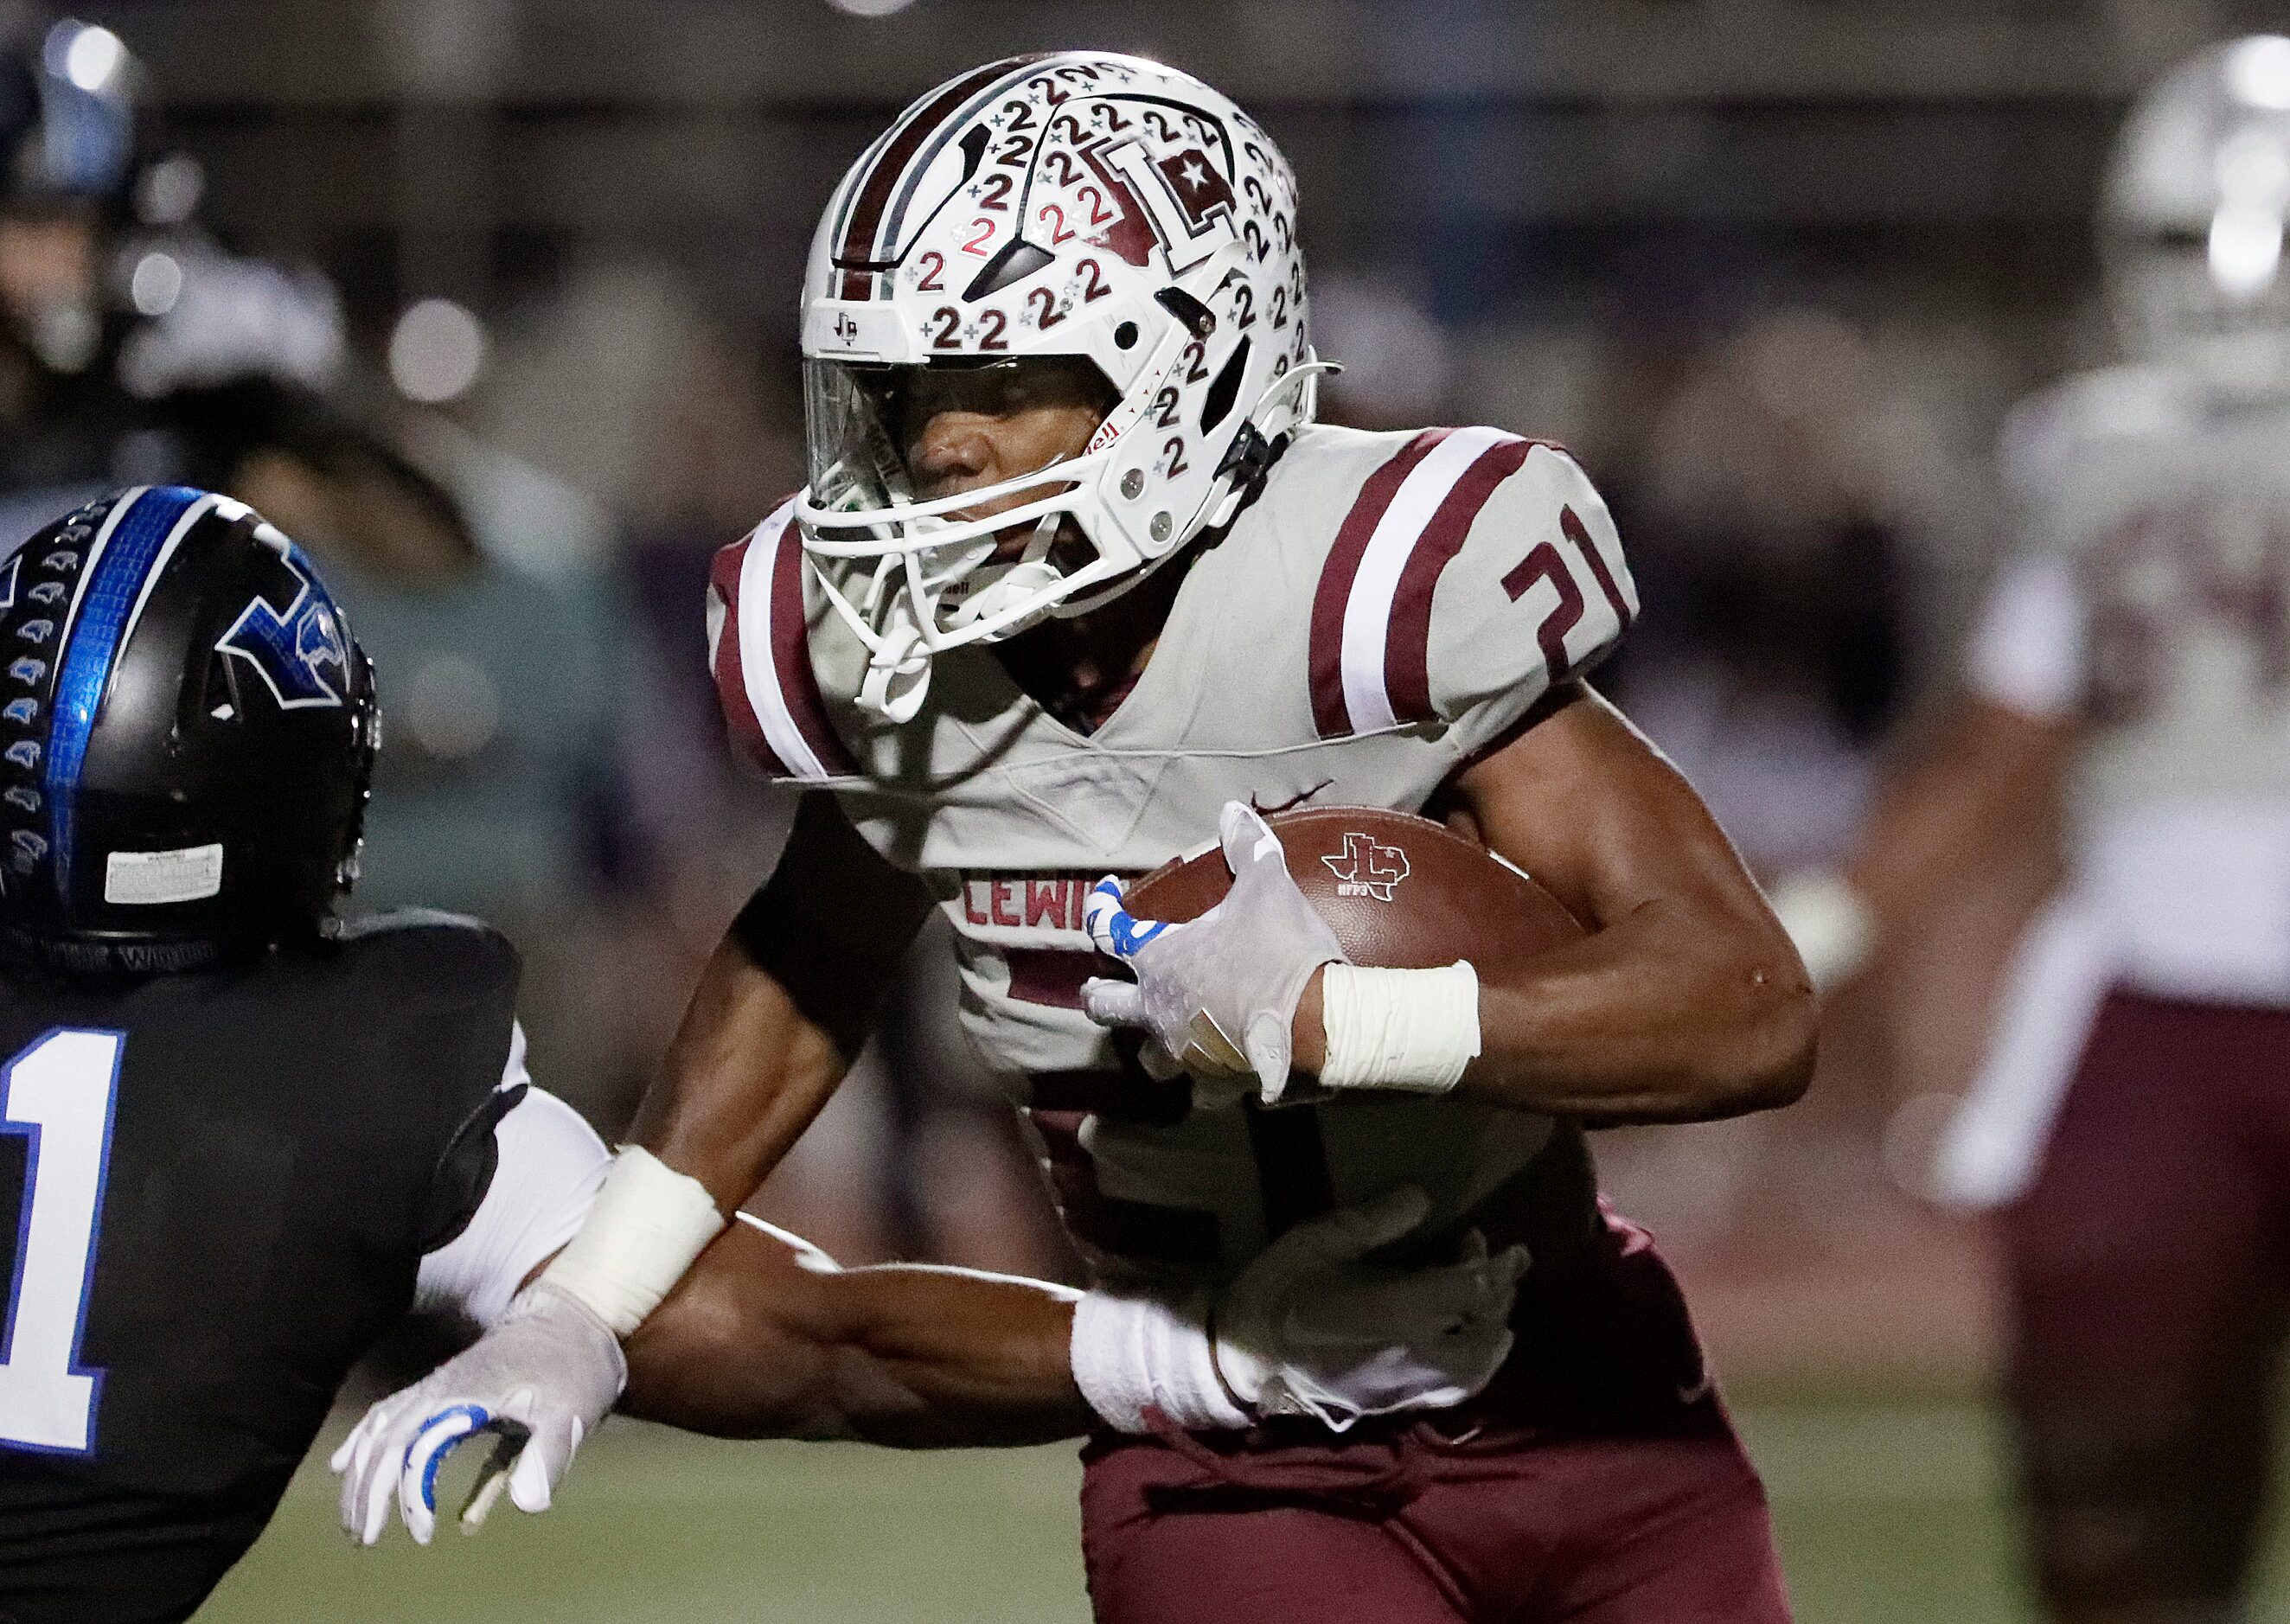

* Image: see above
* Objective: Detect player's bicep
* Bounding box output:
[1448,684,1777,942]
[726,790,935,1059]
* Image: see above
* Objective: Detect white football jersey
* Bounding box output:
[1968,364,2290,1004]
[710,423,1637,1282]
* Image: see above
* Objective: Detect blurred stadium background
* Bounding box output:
[24,0,2290,1615]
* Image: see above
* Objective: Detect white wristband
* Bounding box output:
[536,1147,726,1338]
[1316,962,1481,1095]
[1070,1289,1251,1434]
[1768,872,1876,993]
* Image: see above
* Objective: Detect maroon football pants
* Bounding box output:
[1078,1218,1792,1623]
[2003,990,2290,1615]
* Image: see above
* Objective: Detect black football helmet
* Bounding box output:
[0,487,377,972]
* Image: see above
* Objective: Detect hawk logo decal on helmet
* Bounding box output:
[1321,833,1411,903]
[215,540,351,711]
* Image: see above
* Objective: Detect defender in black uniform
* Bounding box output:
[0,488,602,1622]
[0,489,1538,1613]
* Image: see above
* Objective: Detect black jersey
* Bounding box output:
[0,911,521,1624]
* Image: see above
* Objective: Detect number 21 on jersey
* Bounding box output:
[0,1029,121,1455]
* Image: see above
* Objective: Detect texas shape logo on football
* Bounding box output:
[1321,831,1410,902]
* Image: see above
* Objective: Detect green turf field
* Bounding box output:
[199,1399,2290,1622]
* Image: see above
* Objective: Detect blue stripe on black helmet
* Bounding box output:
[0,488,377,973]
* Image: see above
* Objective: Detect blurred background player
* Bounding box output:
[1771,35,2290,1624]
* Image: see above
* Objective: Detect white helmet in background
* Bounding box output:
[2105,35,2290,395]
[796,52,1318,719]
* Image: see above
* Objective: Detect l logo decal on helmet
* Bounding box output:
[215,538,350,710]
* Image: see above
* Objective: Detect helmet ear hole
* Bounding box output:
[1199,336,1250,433]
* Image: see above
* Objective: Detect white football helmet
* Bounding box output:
[796,52,1320,719]
[2105,35,2290,395]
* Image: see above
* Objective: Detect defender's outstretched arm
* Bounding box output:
[621,1218,1088,1449]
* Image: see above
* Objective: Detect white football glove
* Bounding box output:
[331,1282,626,1546]
[1083,801,1346,1103]
[1221,1185,1528,1427]
[1074,1186,1529,1434]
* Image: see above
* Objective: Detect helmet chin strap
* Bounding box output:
[1048,359,1339,622]
[859,622,933,722]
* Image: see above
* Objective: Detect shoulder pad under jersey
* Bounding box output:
[330,907,521,1005]
[1999,363,2196,508]
[1291,425,1636,752]
[706,498,856,783]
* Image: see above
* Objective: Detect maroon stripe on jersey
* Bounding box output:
[1030,1110,1222,1269]
[708,538,790,777]
[1307,428,1449,738]
[1565,503,1634,632]
[833,59,1015,272]
[1001,947,1100,1011]
[1383,434,1534,724]
[765,515,857,776]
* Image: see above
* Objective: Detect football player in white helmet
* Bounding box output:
[359,53,1813,1621]
[1767,35,2290,1624]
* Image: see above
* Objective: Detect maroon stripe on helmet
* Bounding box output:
[765,512,857,775]
[1306,429,1449,739]
[834,58,1021,272]
[1382,434,1534,724]
[1564,502,1634,632]
[707,537,788,777]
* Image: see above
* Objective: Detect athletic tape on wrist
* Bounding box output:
[1769,872,1876,994]
[535,1148,726,1338]
[1070,1290,1251,1434]
[1316,962,1481,1094]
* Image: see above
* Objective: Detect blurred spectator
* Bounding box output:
[1608,310,1917,876]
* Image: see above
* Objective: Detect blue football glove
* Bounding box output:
[331,1282,624,1546]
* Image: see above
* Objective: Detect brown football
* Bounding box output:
[1123,805,1584,974]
